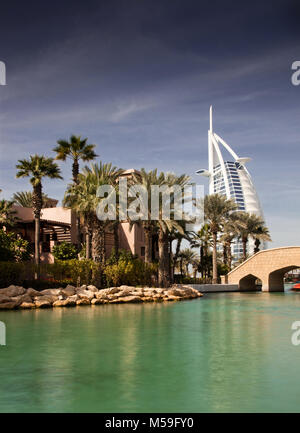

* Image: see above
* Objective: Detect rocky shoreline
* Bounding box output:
[0,284,203,310]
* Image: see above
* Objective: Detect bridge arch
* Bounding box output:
[239,274,262,291]
[224,247,300,292]
[268,265,300,292]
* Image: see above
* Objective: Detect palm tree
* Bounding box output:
[254,225,271,254]
[178,248,198,277]
[190,223,212,281]
[54,135,98,249]
[155,172,191,287]
[16,155,62,276]
[0,199,17,228]
[130,168,161,264]
[53,135,98,184]
[220,212,243,271]
[236,212,271,260]
[204,194,237,284]
[12,190,51,208]
[64,162,123,264]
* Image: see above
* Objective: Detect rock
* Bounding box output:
[0,301,17,309]
[0,285,26,297]
[76,298,90,306]
[34,299,51,308]
[141,296,153,302]
[91,298,108,305]
[77,290,95,300]
[39,288,62,296]
[95,293,109,301]
[0,294,12,304]
[61,286,76,297]
[87,285,98,292]
[34,295,58,304]
[80,285,87,290]
[20,302,35,309]
[107,287,120,294]
[53,298,76,307]
[110,295,142,303]
[164,295,182,301]
[27,288,43,297]
[11,294,33,306]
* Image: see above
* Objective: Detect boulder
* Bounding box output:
[110,295,142,303]
[11,294,33,306]
[91,298,108,305]
[0,301,18,309]
[0,294,12,304]
[39,288,62,296]
[34,299,52,308]
[107,287,120,294]
[77,290,95,300]
[76,298,90,306]
[27,288,43,297]
[20,302,35,309]
[164,295,182,301]
[53,298,76,307]
[34,295,58,304]
[0,285,26,297]
[61,286,76,297]
[87,285,98,292]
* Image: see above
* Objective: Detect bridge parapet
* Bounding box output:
[223,246,300,292]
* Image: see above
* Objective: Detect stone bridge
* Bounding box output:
[222,246,300,291]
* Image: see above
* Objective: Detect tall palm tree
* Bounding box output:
[190,223,212,281]
[12,190,51,208]
[130,168,162,264]
[64,162,123,264]
[204,194,237,284]
[0,199,17,228]
[16,155,62,275]
[236,212,271,260]
[53,135,98,184]
[155,172,191,287]
[254,225,271,253]
[220,212,243,271]
[54,135,98,249]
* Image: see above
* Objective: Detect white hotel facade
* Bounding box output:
[197,107,265,258]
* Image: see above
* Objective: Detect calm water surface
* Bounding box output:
[0,285,300,412]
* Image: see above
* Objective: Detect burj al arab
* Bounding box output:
[196,106,265,257]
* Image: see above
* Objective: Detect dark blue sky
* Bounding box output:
[0,0,299,246]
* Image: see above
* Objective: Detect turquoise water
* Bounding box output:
[1,286,300,412]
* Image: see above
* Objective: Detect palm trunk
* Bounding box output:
[227,241,232,270]
[72,158,81,251]
[143,224,152,263]
[254,238,260,254]
[173,237,182,278]
[223,242,227,266]
[32,183,42,280]
[92,218,105,265]
[113,223,119,259]
[212,231,218,284]
[242,237,247,261]
[158,229,169,288]
[34,215,40,279]
[85,230,91,259]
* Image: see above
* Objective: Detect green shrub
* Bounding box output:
[105,250,157,287]
[52,242,78,261]
[0,229,31,262]
[0,261,35,288]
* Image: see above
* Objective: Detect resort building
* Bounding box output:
[196,106,265,258]
[10,169,150,264]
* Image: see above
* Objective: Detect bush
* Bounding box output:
[104,249,157,287]
[0,261,35,288]
[0,229,31,262]
[52,242,78,261]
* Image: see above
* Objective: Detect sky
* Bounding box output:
[0,0,299,247]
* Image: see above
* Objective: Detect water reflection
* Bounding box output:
[0,292,300,412]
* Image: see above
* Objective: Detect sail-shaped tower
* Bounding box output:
[196,106,265,258]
